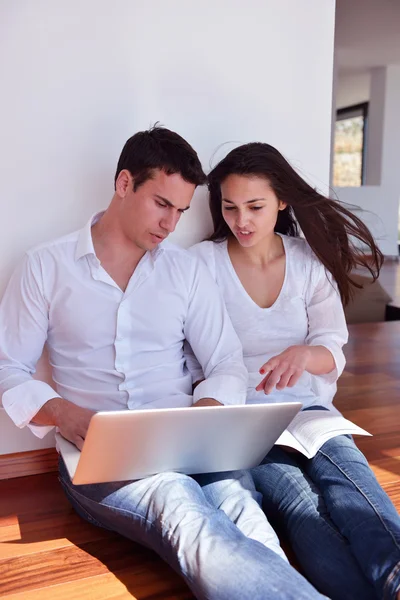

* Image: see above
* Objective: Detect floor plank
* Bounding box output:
[1,574,135,600]
[0,524,191,599]
[2,570,192,600]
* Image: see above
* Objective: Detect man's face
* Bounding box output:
[117,169,196,251]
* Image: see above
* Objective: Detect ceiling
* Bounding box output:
[335,0,400,74]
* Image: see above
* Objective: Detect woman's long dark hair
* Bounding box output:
[208,142,383,306]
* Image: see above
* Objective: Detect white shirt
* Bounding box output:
[187,235,348,410]
[0,214,248,438]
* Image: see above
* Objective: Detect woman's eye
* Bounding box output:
[223,205,262,212]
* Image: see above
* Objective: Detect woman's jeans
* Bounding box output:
[251,434,400,600]
[58,458,326,600]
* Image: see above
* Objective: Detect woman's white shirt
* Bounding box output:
[188,235,348,410]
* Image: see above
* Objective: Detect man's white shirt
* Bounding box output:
[0,214,247,438]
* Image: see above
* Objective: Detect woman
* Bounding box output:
[187,142,400,600]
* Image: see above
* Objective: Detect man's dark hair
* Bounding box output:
[114,124,207,191]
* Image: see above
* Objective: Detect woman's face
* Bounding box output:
[220,174,286,248]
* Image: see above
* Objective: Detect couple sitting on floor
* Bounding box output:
[0,126,399,600]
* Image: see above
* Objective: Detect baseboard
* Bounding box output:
[0,447,58,480]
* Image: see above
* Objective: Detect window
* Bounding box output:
[333,102,368,187]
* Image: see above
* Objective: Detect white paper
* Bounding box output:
[275,410,371,458]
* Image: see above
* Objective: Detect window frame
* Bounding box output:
[335,101,369,186]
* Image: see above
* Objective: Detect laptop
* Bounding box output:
[56,402,302,485]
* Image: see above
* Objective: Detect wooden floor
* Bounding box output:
[1,322,400,599]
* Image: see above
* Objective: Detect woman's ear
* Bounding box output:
[278,201,287,211]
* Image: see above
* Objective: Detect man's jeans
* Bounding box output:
[58,459,326,600]
[251,434,400,600]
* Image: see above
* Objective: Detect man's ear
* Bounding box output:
[115,169,132,197]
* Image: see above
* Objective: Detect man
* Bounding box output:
[0,126,324,600]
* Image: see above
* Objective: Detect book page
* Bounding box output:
[275,430,309,455]
[280,410,371,458]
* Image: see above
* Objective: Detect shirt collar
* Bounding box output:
[75,212,104,261]
[151,242,165,261]
[75,211,165,263]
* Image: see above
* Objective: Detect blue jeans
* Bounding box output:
[251,435,400,600]
[58,459,326,600]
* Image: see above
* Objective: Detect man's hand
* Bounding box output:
[193,398,223,407]
[32,397,95,450]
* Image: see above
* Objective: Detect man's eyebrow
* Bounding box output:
[222,198,266,205]
[155,195,190,212]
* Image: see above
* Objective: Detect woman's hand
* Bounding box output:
[256,344,336,394]
[256,345,312,395]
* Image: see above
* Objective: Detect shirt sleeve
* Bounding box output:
[184,242,215,387]
[305,259,348,384]
[0,253,60,437]
[184,258,247,406]
[183,340,205,385]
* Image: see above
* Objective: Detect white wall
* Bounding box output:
[333,66,400,256]
[336,72,370,109]
[335,0,400,73]
[332,186,396,255]
[365,67,386,186]
[0,0,336,454]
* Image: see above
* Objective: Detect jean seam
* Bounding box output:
[318,446,400,556]
[258,459,345,542]
[59,474,199,591]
